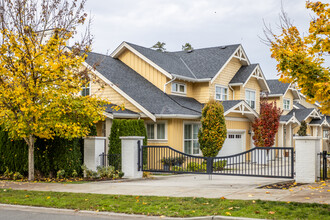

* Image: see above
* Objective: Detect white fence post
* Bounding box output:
[120,136,144,179]
[294,136,321,183]
[83,137,107,172]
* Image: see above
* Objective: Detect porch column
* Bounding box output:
[288,123,292,147]
[294,136,321,183]
[278,124,283,147]
[105,118,112,165]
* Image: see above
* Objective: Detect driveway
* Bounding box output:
[1,174,329,204]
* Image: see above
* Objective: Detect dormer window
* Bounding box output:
[215,85,228,101]
[81,82,91,96]
[283,99,290,110]
[171,82,186,94]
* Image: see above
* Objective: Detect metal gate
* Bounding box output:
[139,145,294,179]
[318,151,329,181]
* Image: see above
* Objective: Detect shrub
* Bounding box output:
[0,126,83,178]
[108,119,147,170]
[198,100,227,157]
[297,121,307,136]
[213,160,227,171]
[56,170,65,179]
[252,99,282,147]
[161,156,186,166]
[187,162,206,172]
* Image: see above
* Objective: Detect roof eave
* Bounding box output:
[171,74,211,82]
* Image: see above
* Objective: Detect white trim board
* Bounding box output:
[111,42,173,79]
[82,61,156,122]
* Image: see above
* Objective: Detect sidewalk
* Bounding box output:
[1,174,329,204]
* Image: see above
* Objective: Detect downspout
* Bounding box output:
[229,85,234,99]
[164,76,176,93]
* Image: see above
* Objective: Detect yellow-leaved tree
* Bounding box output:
[265,1,330,114]
[0,0,109,180]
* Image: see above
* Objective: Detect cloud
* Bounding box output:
[80,0,312,78]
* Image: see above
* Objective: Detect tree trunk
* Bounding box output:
[24,135,35,181]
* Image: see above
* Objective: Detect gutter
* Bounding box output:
[164,76,176,93]
[171,74,211,83]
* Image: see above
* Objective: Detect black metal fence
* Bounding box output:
[98,153,121,171]
[140,145,294,179]
[318,151,329,181]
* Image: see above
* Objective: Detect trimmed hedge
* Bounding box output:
[0,128,83,178]
[108,119,147,170]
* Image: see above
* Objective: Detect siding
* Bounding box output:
[118,49,168,92]
[192,82,210,104]
[225,120,252,150]
[244,77,261,113]
[282,89,294,114]
[210,58,242,101]
[91,74,141,113]
[165,79,194,97]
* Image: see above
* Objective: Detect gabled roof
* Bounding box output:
[84,51,201,120]
[230,64,258,84]
[280,115,300,125]
[309,116,330,126]
[267,79,290,96]
[229,64,270,92]
[266,79,300,100]
[286,108,321,122]
[112,41,245,81]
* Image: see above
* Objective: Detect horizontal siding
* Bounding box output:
[91,75,141,113]
[210,58,242,101]
[118,49,168,92]
[244,77,261,114]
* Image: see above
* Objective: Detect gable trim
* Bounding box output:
[82,61,157,122]
[242,64,270,93]
[282,84,301,101]
[304,109,322,121]
[224,101,258,121]
[210,45,250,84]
[111,42,173,80]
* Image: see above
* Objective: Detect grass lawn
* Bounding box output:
[0,189,329,219]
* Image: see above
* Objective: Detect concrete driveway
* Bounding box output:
[1,174,329,204]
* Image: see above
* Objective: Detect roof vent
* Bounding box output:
[186,49,194,53]
[220,46,227,49]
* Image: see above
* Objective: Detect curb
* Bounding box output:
[0,203,263,220]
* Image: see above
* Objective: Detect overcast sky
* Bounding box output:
[82,0,320,79]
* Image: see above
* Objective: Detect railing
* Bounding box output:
[98,153,121,171]
[141,146,294,178]
[318,151,329,181]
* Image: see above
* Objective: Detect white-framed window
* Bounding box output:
[171,82,186,94]
[245,89,256,109]
[184,123,201,155]
[215,85,228,101]
[323,130,329,139]
[283,99,290,110]
[81,82,91,96]
[146,122,167,140]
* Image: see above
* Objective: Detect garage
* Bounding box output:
[217,131,245,157]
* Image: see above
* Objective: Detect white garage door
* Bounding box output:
[217,132,244,157]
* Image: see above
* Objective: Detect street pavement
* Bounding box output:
[1,174,329,204]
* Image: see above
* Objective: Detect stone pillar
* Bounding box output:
[294,136,321,183]
[84,137,107,172]
[120,136,145,179]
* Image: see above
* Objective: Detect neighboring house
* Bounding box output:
[80,42,270,156]
[266,79,328,150]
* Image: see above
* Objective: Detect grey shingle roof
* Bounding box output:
[280,115,294,122]
[85,51,200,116]
[286,108,315,122]
[104,104,139,115]
[293,102,307,109]
[127,42,240,79]
[229,64,258,84]
[267,79,290,95]
[221,100,242,112]
[309,116,330,125]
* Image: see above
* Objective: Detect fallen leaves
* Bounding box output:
[265,191,270,194]
[25,195,29,198]
[225,212,231,216]
[220,196,226,200]
[268,211,276,215]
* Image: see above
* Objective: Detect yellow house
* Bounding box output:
[81,42,272,156]
[265,79,328,151]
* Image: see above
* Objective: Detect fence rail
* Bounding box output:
[141,146,294,178]
[318,151,329,181]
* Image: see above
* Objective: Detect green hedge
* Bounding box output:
[108,119,147,170]
[0,128,83,178]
